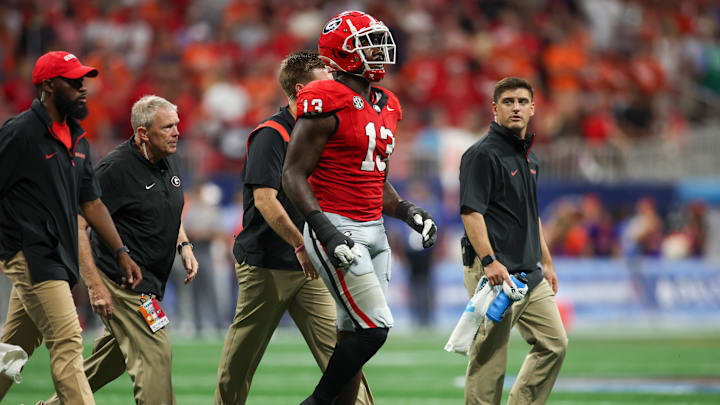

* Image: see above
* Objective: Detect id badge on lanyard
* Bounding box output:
[138,295,169,333]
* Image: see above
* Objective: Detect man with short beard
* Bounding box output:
[0,51,141,404]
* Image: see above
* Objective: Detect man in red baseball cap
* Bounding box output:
[32,51,98,122]
[0,51,142,404]
[32,51,98,86]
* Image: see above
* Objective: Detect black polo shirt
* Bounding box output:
[234,106,304,271]
[0,99,100,286]
[459,121,543,289]
[90,137,184,299]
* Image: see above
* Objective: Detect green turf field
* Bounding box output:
[4,330,720,404]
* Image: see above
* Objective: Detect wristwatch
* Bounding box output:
[177,241,193,255]
[480,254,496,267]
[113,245,130,260]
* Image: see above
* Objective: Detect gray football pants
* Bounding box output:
[304,212,393,331]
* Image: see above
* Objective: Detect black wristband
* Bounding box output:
[306,211,337,244]
[113,245,130,260]
[306,210,323,222]
[395,200,414,220]
[305,210,354,267]
[177,241,193,255]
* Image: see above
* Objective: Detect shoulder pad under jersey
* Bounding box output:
[296,80,357,118]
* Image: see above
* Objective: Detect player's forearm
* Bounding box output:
[77,215,103,289]
[281,139,319,217]
[461,210,494,258]
[80,198,125,251]
[280,139,326,218]
[381,181,403,217]
[255,194,305,248]
[281,169,321,218]
[538,218,553,266]
[283,116,334,218]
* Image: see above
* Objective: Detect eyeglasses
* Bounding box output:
[55,76,84,90]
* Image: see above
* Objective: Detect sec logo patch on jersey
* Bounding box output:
[353,96,364,110]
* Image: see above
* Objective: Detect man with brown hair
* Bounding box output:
[459,77,568,404]
[214,50,373,405]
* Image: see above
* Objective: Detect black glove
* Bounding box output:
[306,211,355,268]
[395,200,437,248]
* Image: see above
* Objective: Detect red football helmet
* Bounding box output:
[318,11,396,82]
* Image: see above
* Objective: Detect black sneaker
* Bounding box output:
[299,395,319,405]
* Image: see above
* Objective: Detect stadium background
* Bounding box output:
[0,0,719,403]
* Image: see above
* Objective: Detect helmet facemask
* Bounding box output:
[343,21,396,81]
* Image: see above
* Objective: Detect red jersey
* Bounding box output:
[296,80,402,221]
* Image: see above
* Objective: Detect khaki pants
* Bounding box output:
[45,271,175,405]
[0,251,95,405]
[215,261,374,405]
[463,259,568,405]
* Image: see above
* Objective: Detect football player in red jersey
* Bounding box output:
[282,10,437,405]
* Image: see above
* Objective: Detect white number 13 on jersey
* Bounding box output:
[361,122,395,172]
[303,98,323,113]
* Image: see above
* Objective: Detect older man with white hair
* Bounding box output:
[43,95,198,405]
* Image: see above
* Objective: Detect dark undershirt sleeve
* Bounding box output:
[244,127,286,190]
[459,149,495,215]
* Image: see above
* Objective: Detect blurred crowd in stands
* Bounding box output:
[2,0,720,160]
[543,194,708,259]
[1,0,718,331]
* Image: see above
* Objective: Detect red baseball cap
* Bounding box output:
[32,51,98,86]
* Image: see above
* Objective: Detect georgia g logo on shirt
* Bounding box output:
[171,176,181,187]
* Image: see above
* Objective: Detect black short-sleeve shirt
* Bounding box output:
[0,100,100,286]
[91,137,184,299]
[233,107,304,271]
[459,122,543,289]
